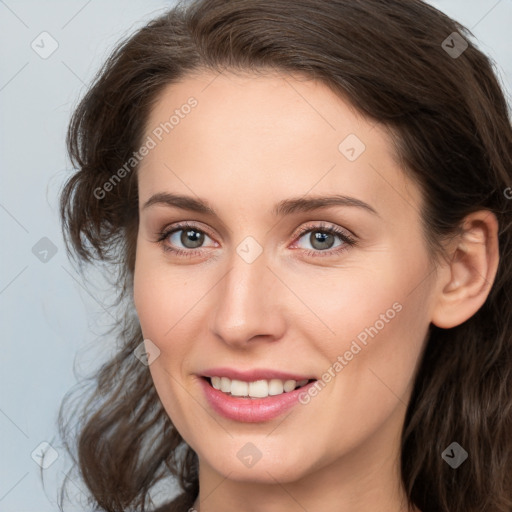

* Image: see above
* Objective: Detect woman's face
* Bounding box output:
[133,70,439,486]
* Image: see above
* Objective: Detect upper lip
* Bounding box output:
[200,367,316,382]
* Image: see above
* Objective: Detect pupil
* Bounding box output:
[311,231,333,250]
[182,229,204,248]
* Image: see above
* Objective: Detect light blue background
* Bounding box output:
[1,1,510,510]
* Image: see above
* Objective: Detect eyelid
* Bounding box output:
[155,220,357,257]
[157,220,216,241]
[156,220,218,248]
[289,221,357,255]
[291,221,355,242]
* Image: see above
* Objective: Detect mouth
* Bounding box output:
[199,375,319,423]
[201,376,317,399]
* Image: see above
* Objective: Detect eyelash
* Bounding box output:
[155,221,357,259]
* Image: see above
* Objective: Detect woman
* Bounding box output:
[57,0,512,511]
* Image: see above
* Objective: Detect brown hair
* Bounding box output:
[56,1,512,511]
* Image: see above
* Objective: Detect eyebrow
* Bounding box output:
[142,192,379,217]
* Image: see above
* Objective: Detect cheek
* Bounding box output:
[308,240,432,402]
[299,257,427,359]
[132,246,210,402]
[133,250,202,434]
[133,249,181,389]
[321,260,432,424]
[133,246,193,342]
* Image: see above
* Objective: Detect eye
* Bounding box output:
[168,226,210,249]
[155,221,356,258]
[292,222,356,257]
[156,222,216,257]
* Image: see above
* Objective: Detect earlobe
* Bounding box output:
[431,211,500,329]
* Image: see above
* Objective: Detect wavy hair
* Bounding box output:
[57,0,512,511]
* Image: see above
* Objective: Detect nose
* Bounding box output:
[210,246,287,348]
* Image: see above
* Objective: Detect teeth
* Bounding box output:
[211,376,222,390]
[209,376,310,398]
[283,379,296,392]
[249,380,268,398]
[231,380,248,397]
[268,379,284,396]
[220,377,231,393]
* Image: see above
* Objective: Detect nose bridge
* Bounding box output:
[211,239,284,346]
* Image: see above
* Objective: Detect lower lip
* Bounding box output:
[199,377,317,423]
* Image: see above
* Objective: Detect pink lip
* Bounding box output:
[199,377,317,423]
[200,367,315,382]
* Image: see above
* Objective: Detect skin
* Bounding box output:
[133,70,499,512]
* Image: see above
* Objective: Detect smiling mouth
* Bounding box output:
[202,376,316,399]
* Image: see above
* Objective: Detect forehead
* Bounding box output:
[137,70,420,219]
[142,69,372,157]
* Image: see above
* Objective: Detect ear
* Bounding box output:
[431,210,500,329]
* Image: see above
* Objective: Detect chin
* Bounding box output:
[197,441,315,484]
